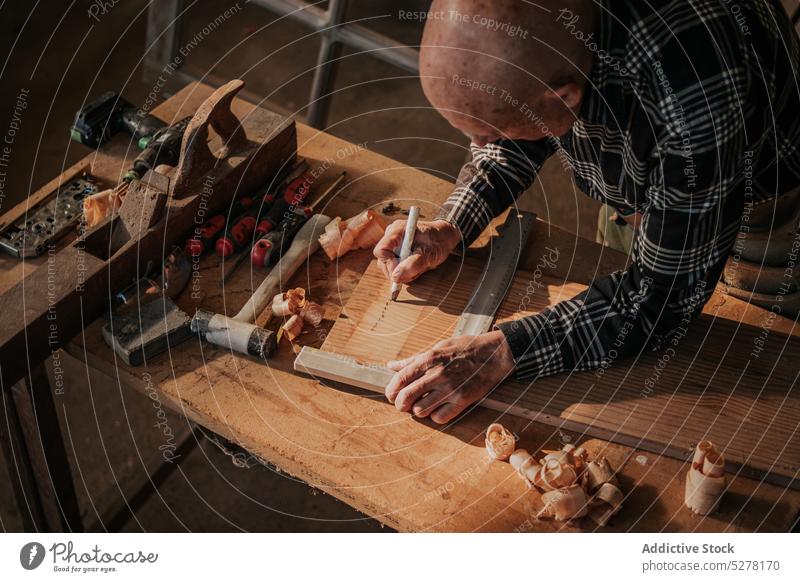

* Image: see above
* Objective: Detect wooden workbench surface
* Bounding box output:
[5,82,798,532]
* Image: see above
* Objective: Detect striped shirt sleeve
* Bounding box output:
[436,138,554,246]
[497,48,749,381]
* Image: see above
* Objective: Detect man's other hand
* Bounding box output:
[373,219,461,284]
[385,331,516,424]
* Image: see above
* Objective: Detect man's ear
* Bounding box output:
[548,82,584,110]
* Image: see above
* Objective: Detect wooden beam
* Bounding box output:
[294,346,394,391]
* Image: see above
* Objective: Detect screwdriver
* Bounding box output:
[185,196,255,257]
[216,169,313,258]
[251,171,347,268]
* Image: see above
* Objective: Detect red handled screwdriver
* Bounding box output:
[250,208,312,268]
[215,167,312,259]
[250,171,347,267]
[214,190,278,258]
[184,197,254,257]
[253,174,315,239]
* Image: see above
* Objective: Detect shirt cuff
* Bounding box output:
[435,189,494,247]
[495,312,566,380]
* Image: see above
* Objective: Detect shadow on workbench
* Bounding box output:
[0,354,385,532]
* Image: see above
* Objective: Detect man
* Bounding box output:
[374,0,800,424]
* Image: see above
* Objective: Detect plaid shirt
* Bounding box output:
[437,0,800,380]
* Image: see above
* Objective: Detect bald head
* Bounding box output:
[420,0,598,144]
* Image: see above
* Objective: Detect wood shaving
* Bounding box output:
[536,458,579,491]
[588,482,625,526]
[583,457,618,492]
[489,432,626,526]
[319,209,387,260]
[684,440,726,515]
[485,423,515,460]
[281,314,304,342]
[509,449,539,488]
[270,287,324,343]
[272,288,306,317]
[299,302,324,327]
[83,182,128,228]
[537,485,589,521]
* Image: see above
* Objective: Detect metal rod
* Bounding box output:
[307,34,343,128]
[145,0,420,128]
[305,0,348,127]
[144,0,185,80]
[334,23,419,73]
[253,0,419,74]
[251,0,328,30]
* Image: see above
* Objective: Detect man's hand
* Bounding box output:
[373,219,461,284]
[385,330,516,424]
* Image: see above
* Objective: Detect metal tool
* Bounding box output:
[70,91,165,149]
[0,173,105,258]
[103,295,193,366]
[0,79,297,388]
[124,115,192,182]
[390,205,419,301]
[216,164,310,258]
[452,211,536,337]
[250,171,347,268]
[185,196,255,257]
[192,213,332,359]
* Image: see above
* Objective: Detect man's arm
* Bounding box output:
[375,137,555,285]
[437,138,555,245]
[497,53,749,380]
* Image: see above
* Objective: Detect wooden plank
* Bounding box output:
[295,346,394,390]
[320,257,800,489]
[61,82,800,532]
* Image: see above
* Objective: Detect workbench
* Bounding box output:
[2,81,798,532]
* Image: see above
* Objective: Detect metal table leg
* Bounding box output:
[144,0,420,129]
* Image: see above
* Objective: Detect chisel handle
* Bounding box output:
[233,213,332,323]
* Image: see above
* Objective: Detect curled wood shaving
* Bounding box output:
[299,302,324,327]
[509,449,539,488]
[583,457,618,492]
[530,444,587,492]
[485,423,515,460]
[685,440,726,515]
[271,288,324,343]
[498,436,626,525]
[537,485,589,521]
[83,182,128,228]
[281,314,304,342]
[588,482,625,526]
[563,443,588,470]
[319,209,387,260]
[272,288,306,317]
[536,458,579,492]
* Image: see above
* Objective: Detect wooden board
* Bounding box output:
[321,257,800,489]
[55,82,800,532]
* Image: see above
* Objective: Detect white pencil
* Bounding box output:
[390,206,420,301]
